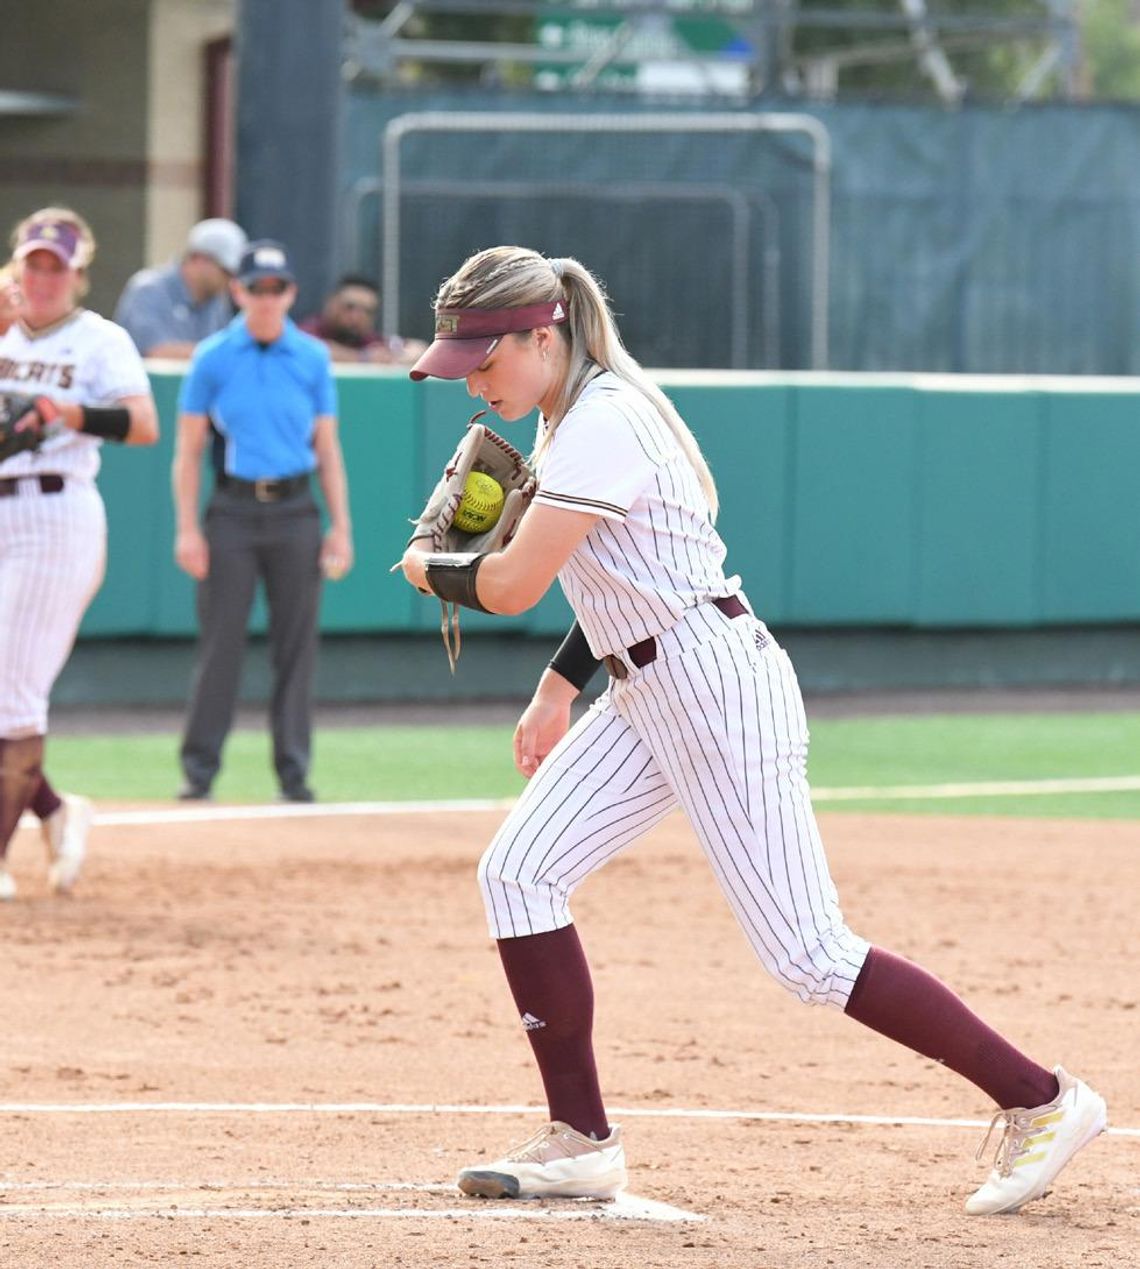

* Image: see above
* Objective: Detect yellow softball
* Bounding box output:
[454,471,505,535]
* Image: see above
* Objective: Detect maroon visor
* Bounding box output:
[409,300,567,381]
[13,217,85,269]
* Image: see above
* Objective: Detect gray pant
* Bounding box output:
[180,487,322,794]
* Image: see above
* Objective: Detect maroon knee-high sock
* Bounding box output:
[845,946,1059,1110]
[0,736,45,860]
[30,773,62,822]
[496,925,609,1140]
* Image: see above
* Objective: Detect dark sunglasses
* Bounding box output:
[246,279,290,297]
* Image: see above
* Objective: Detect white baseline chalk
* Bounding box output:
[16,772,1140,834]
[0,1100,1134,1137]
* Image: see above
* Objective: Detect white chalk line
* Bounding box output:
[0,1100,1135,1137]
[0,1179,701,1224]
[15,773,1140,834]
[0,1181,445,1193]
[19,798,517,831]
[0,1198,698,1223]
[812,774,1140,802]
[3,1106,1132,1225]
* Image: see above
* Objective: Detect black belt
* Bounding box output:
[216,474,310,503]
[0,474,65,497]
[602,594,749,680]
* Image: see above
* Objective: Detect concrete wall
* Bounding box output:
[0,0,236,313]
[0,0,150,314]
[147,0,235,263]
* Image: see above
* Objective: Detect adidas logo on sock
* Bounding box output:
[520,1012,546,1031]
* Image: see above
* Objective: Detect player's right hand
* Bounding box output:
[398,539,432,593]
[513,674,576,778]
[175,528,209,580]
[0,276,24,332]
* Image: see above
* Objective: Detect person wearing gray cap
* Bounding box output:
[113,218,248,359]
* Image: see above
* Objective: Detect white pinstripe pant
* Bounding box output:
[479,602,871,1009]
[0,481,106,736]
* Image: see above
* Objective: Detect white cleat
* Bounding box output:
[966,1066,1107,1215]
[457,1121,627,1200]
[42,793,93,894]
[0,868,15,901]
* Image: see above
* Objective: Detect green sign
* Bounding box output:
[535,4,754,93]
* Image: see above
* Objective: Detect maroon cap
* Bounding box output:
[409,299,568,381]
[13,217,86,268]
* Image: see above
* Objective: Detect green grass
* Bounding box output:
[806,712,1140,785]
[805,712,1140,818]
[43,711,1140,819]
[46,726,528,805]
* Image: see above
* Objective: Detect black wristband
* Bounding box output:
[549,621,601,692]
[423,552,491,613]
[79,406,131,442]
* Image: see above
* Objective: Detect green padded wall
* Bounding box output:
[790,386,917,623]
[666,383,792,620]
[80,370,1140,640]
[1041,390,1140,622]
[913,389,1041,625]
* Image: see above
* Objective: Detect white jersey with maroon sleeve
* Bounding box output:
[0,308,151,481]
[532,372,740,658]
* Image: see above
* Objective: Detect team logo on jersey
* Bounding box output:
[0,356,76,389]
[520,1011,546,1031]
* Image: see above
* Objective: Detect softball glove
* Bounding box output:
[0,393,53,463]
[409,411,536,670]
[409,410,536,555]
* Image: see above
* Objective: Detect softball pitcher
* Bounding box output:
[399,246,1105,1215]
[0,208,158,898]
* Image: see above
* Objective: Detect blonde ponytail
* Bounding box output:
[434,246,719,519]
[544,258,718,519]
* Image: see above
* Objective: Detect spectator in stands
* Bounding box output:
[300,274,426,365]
[114,218,248,358]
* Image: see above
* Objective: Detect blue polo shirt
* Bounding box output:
[113,261,234,355]
[178,315,337,480]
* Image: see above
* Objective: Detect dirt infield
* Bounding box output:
[0,805,1136,1267]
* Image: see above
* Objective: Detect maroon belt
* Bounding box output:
[0,474,65,497]
[602,594,748,680]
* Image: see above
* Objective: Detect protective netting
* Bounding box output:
[345,91,1140,375]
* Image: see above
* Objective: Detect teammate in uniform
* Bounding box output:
[399,246,1106,1215]
[0,209,158,899]
[0,263,96,887]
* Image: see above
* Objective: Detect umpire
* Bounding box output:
[171,240,353,802]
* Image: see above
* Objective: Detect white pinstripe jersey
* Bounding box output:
[532,372,740,658]
[0,309,151,481]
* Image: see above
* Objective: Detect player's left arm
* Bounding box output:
[312,413,354,579]
[41,393,159,446]
[401,501,597,615]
